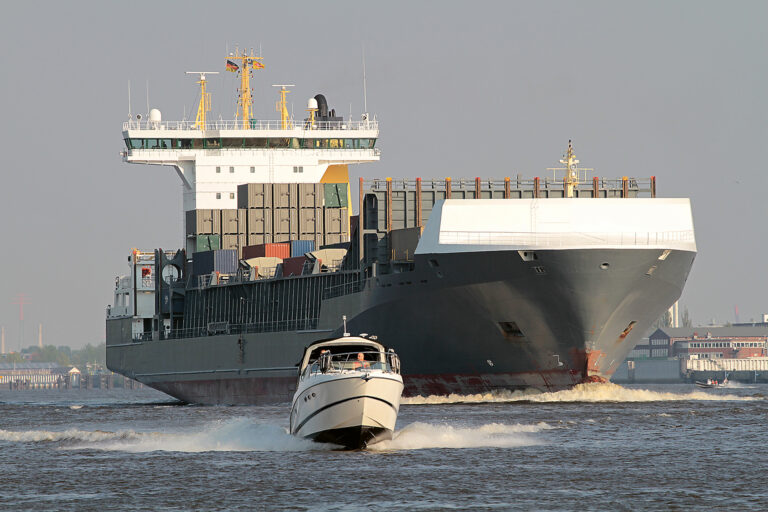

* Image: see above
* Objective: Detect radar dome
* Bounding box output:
[149,109,162,123]
[307,98,318,110]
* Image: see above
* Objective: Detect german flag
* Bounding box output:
[226,60,239,72]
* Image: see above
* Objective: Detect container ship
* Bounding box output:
[106,50,697,404]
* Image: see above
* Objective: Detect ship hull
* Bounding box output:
[107,247,695,404]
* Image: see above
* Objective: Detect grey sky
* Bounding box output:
[0,1,765,349]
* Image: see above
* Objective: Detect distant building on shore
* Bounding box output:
[615,326,768,383]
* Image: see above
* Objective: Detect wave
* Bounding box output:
[0,418,324,453]
[0,418,551,453]
[370,421,551,451]
[401,382,760,404]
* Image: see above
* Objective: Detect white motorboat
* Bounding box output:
[289,334,403,449]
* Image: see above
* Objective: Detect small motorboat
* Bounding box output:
[695,378,728,389]
[289,333,403,449]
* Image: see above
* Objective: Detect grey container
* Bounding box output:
[221,209,247,234]
[237,183,272,209]
[247,209,272,234]
[186,209,221,235]
[221,234,247,258]
[247,232,272,246]
[274,208,298,237]
[299,183,324,208]
[323,233,349,246]
[192,249,238,276]
[299,207,323,235]
[273,183,299,209]
[324,207,349,234]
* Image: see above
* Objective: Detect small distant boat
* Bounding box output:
[695,378,729,389]
[289,334,403,449]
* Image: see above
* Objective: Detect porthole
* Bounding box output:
[600,263,610,270]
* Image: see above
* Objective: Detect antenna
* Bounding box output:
[362,45,368,115]
[186,72,220,129]
[128,80,132,119]
[272,84,295,129]
[343,315,349,337]
[146,80,149,116]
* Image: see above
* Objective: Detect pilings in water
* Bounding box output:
[5,373,143,391]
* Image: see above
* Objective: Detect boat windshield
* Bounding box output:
[303,350,398,378]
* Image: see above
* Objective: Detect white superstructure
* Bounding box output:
[121,50,379,233]
[121,116,379,212]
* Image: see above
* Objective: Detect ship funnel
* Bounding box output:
[314,94,329,118]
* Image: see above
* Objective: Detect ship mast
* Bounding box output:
[272,84,295,129]
[226,47,265,128]
[185,71,219,129]
[547,140,593,198]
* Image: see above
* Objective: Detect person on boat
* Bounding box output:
[354,352,370,369]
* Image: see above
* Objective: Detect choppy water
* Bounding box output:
[1,383,766,511]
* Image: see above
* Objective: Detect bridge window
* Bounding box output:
[243,138,268,148]
[269,138,290,148]
[145,139,159,149]
[222,138,243,148]
[179,139,193,149]
[204,138,220,149]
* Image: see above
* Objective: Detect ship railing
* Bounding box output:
[364,177,650,192]
[123,119,378,132]
[159,318,321,340]
[322,279,364,300]
[438,230,696,247]
[132,332,153,342]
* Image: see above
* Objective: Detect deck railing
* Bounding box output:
[123,119,378,132]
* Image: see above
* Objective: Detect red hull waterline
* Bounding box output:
[146,369,603,405]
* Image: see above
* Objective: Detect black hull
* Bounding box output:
[107,248,695,404]
[309,426,391,450]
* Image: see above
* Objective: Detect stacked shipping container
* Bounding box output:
[185,183,350,259]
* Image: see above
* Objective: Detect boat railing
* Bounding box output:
[123,118,379,132]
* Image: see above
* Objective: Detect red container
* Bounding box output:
[242,242,290,260]
[282,256,307,277]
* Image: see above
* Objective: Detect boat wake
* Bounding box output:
[401,382,761,404]
[369,421,550,451]
[0,418,322,453]
[0,418,550,452]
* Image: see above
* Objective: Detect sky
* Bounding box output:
[0,1,766,349]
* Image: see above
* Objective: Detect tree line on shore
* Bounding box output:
[1,343,106,368]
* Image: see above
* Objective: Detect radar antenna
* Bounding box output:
[547,140,594,198]
[185,71,219,129]
[272,84,295,130]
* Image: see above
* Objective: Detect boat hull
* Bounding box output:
[290,374,403,449]
[107,247,695,404]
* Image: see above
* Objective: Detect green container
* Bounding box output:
[323,183,348,208]
[194,234,221,252]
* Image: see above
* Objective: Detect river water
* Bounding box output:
[1,382,766,511]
